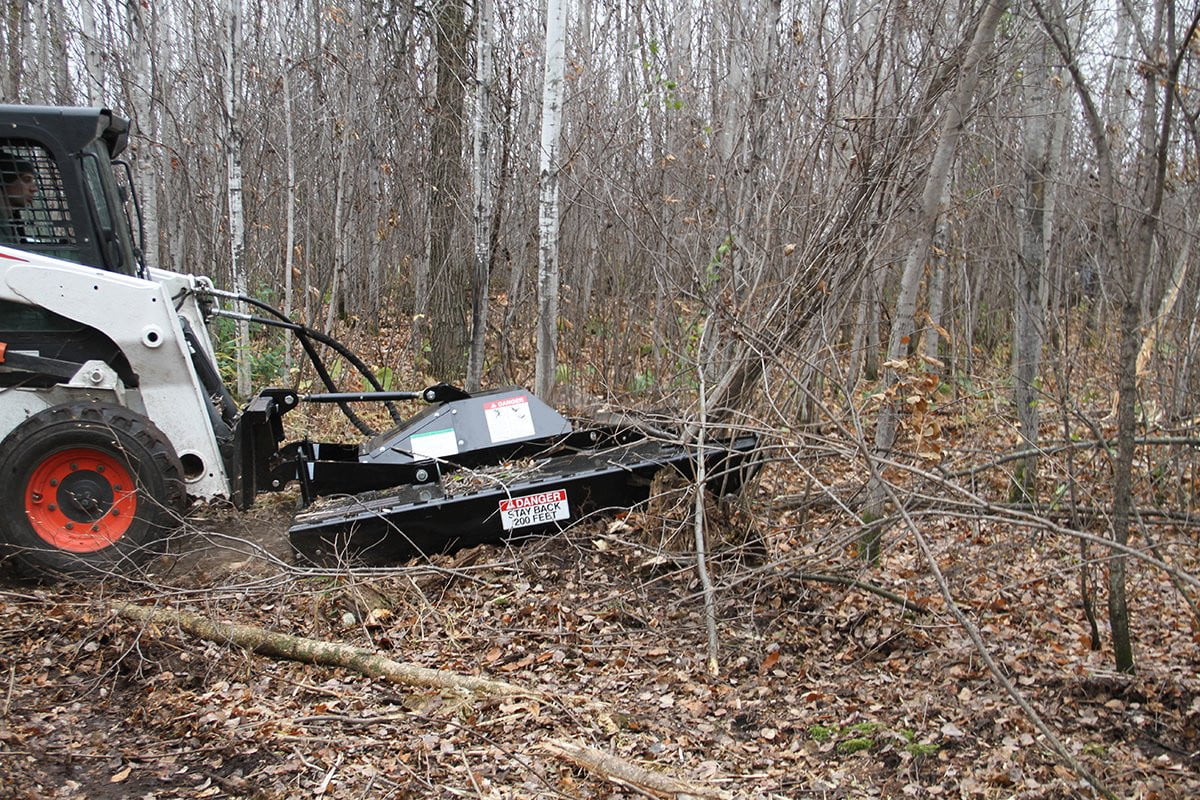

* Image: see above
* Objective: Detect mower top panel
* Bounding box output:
[359,387,573,465]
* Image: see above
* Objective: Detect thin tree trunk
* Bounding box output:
[862,0,1007,559]
[467,0,496,392]
[324,122,350,333]
[693,319,719,676]
[534,0,568,399]
[426,0,469,378]
[222,0,251,398]
[113,602,529,698]
[79,0,103,103]
[1012,33,1054,503]
[127,0,159,267]
[282,62,297,369]
[922,184,952,363]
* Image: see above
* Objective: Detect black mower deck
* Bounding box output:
[232,383,760,565]
[288,433,758,565]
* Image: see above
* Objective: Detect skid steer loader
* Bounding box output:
[0,104,758,577]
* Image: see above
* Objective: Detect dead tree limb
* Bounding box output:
[537,738,728,800]
[795,572,932,614]
[113,601,535,699]
[873,483,1118,799]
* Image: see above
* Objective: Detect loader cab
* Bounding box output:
[0,105,139,276]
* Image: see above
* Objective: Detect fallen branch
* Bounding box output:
[113,601,534,699]
[537,738,728,800]
[946,435,1200,479]
[869,482,1118,800]
[796,571,932,614]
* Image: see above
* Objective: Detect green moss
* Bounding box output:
[807,724,835,742]
[836,737,873,754]
[906,742,940,758]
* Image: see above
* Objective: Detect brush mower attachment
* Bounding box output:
[236,384,759,565]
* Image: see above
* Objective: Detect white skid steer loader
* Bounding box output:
[0,105,758,578]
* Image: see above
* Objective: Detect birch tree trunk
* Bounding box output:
[79,0,103,104]
[861,0,1007,559]
[282,60,297,364]
[324,122,351,333]
[222,0,251,398]
[534,0,568,399]
[921,183,952,363]
[126,0,160,267]
[2,0,26,99]
[467,0,496,392]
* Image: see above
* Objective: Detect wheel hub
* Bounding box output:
[58,470,116,520]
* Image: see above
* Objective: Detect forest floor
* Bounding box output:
[1,385,1199,798]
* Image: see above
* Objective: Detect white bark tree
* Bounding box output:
[467,0,496,392]
[1011,29,1058,501]
[534,0,568,399]
[79,0,104,103]
[124,0,160,267]
[221,0,250,398]
[862,0,1008,559]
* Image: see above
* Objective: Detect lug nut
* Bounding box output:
[30,492,42,503]
[49,479,58,487]
[48,504,56,512]
[65,523,73,530]
[96,465,105,473]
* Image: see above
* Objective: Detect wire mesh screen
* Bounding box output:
[0,138,79,261]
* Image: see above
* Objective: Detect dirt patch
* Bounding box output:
[153,496,298,588]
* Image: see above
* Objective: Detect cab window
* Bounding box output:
[0,139,79,262]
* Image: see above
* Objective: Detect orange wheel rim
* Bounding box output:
[24,448,137,553]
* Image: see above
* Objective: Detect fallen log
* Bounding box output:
[113,601,533,699]
[537,738,728,800]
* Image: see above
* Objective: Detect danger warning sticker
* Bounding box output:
[498,488,569,530]
[484,395,535,443]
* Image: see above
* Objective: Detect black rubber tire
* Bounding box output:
[0,402,186,578]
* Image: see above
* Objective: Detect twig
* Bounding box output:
[878,482,1118,800]
[794,572,932,614]
[461,751,485,798]
[3,660,14,718]
[315,752,342,795]
[946,435,1200,479]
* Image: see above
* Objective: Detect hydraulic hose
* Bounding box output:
[203,288,404,437]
